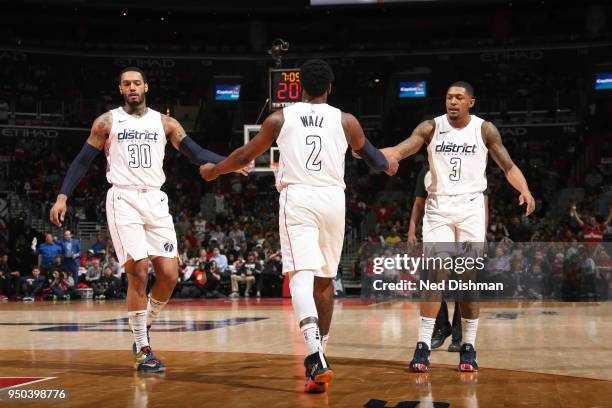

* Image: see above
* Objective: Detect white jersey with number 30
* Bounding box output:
[105,107,167,188]
[426,114,488,196]
[275,102,348,191]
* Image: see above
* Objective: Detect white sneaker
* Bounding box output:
[23,297,34,302]
[229,292,240,299]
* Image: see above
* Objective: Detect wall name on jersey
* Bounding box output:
[300,115,324,128]
[434,141,477,154]
[117,129,159,142]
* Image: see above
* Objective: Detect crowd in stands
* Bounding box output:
[1,114,611,302]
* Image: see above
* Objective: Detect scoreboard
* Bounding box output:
[269,68,301,110]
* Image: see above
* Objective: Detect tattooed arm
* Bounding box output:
[482,121,535,216]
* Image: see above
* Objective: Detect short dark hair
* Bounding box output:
[448,81,474,98]
[300,59,334,97]
[118,67,147,83]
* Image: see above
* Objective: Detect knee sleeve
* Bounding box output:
[289,270,318,324]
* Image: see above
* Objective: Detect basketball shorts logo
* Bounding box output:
[461,241,472,254]
[163,241,174,253]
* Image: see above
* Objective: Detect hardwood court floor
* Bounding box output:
[1,299,611,407]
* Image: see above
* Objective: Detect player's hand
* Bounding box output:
[200,163,218,182]
[519,191,536,216]
[407,234,418,247]
[50,197,67,227]
[234,160,254,176]
[384,150,399,176]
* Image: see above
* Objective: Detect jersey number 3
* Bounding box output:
[449,157,461,181]
[305,135,322,171]
[128,144,152,168]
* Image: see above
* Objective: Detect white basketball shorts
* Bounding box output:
[106,185,178,266]
[423,192,486,244]
[279,184,345,278]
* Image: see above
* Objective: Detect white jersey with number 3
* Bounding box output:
[105,107,167,188]
[275,102,348,190]
[426,114,488,196]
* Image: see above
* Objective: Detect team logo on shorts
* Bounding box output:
[163,241,174,253]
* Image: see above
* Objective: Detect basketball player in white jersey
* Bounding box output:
[201,59,398,393]
[383,82,535,372]
[50,67,249,372]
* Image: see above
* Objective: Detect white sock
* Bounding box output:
[128,310,149,351]
[321,334,329,352]
[301,322,322,355]
[146,297,168,327]
[417,316,436,348]
[461,318,478,346]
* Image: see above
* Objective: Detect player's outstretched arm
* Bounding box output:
[50,112,110,227]
[483,121,536,216]
[164,115,252,177]
[342,112,398,175]
[387,120,434,162]
[201,111,284,182]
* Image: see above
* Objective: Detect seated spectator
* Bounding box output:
[204,260,224,298]
[262,251,284,297]
[92,267,123,299]
[48,270,73,300]
[82,258,102,285]
[48,254,65,275]
[210,247,228,274]
[36,233,62,272]
[0,254,21,299]
[178,262,207,298]
[61,271,76,298]
[193,213,208,242]
[102,256,122,279]
[230,253,260,298]
[487,246,511,278]
[21,267,46,301]
[209,225,226,248]
[89,234,108,258]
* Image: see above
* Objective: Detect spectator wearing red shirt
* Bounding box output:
[570,204,611,243]
[373,201,396,224]
[184,229,199,249]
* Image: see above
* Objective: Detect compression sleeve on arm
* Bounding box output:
[179,136,226,166]
[356,138,389,172]
[59,143,101,197]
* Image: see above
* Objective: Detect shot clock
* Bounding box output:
[269,68,301,110]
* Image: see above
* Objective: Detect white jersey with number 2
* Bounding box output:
[426,114,488,196]
[275,102,348,191]
[105,107,167,188]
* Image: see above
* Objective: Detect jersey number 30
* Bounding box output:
[449,157,461,181]
[305,135,322,171]
[128,144,152,168]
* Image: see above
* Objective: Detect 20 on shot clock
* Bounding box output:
[269,68,301,110]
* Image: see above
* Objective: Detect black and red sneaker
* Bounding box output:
[409,342,431,372]
[459,343,478,372]
[303,351,333,393]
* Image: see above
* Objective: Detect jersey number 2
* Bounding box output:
[128,144,152,168]
[449,157,461,181]
[306,135,322,171]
